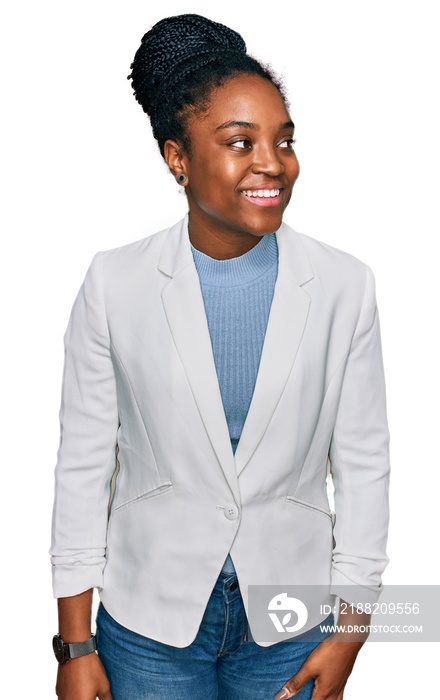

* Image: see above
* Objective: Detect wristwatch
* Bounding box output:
[52,633,97,664]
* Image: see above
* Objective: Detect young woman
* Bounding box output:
[51,14,390,700]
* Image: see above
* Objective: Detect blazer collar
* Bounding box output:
[158,214,194,278]
[158,213,314,285]
[159,214,314,496]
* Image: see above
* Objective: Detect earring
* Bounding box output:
[176,173,187,185]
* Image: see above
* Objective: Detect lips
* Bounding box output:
[241,188,283,207]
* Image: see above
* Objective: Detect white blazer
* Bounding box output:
[50,214,390,647]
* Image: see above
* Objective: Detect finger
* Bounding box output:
[274,667,315,699]
[98,688,113,700]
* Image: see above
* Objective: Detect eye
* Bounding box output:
[279,138,296,149]
[230,138,252,149]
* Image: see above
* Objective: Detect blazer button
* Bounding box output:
[224,504,239,520]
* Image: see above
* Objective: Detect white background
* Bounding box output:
[1,1,439,697]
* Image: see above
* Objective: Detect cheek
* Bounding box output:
[292,155,300,181]
[190,160,241,203]
[203,153,241,187]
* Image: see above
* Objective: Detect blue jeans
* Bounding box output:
[96,571,334,700]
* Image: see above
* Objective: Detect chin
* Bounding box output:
[246,215,283,237]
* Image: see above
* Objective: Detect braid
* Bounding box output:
[128,14,286,158]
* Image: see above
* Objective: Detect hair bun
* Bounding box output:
[128,14,247,116]
[128,13,284,158]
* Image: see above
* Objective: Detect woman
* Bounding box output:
[51,14,390,700]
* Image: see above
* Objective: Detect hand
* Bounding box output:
[274,599,371,699]
[273,637,364,699]
[55,652,113,700]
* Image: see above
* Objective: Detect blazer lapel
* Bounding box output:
[234,223,314,476]
[158,217,314,491]
[159,216,240,503]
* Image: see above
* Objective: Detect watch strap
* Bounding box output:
[67,634,97,660]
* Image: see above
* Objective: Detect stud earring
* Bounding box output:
[176,173,187,185]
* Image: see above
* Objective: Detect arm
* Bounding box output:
[329,264,390,604]
[50,253,119,697]
[58,589,94,643]
[55,590,112,700]
[276,265,390,699]
[50,251,119,595]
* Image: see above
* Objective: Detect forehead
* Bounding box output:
[194,74,291,130]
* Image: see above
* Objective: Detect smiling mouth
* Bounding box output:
[241,188,283,206]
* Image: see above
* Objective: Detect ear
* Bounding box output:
[164,139,188,184]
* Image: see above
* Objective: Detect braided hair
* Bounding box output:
[127,14,286,158]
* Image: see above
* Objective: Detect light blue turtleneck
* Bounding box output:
[190,232,279,574]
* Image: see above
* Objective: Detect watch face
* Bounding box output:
[52,635,65,663]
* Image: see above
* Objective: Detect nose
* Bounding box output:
[251,143,284,176]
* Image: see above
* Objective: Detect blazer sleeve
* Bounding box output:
[50,252,119,598]
[329,263,390,605]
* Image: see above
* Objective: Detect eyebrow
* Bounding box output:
[215,120,295,132]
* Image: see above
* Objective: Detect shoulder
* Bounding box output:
[97,222,174,266]
[85,218,185,286]
[299,229,369,275]
[278,223,378,323]
[280,222,373,291]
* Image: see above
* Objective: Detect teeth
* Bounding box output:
[244,189,280,198]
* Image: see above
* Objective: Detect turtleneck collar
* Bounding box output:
[190,232,278,288]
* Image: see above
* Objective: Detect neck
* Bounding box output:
[187,211,266,260]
